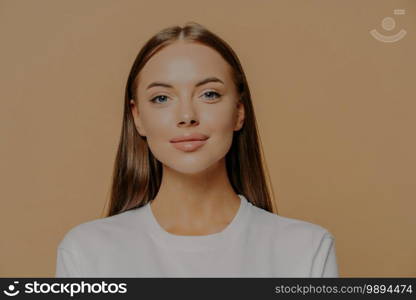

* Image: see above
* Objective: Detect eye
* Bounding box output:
[149,91,221,104]
[149,95,169,104]
[202,91,221,100]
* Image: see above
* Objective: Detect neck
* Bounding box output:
[150,158,241,234]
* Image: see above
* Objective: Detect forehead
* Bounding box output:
[137,41,233,88]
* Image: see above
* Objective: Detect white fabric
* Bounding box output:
[56,194,339,277]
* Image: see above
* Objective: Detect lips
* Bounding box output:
[169,133,209,152]
[170,133,209,143]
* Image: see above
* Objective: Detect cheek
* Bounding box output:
[140,108,172,138]
[201,105,236,155]
[202,103,237,132]
[138,107,175,158]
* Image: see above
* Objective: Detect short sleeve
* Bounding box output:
[55,247,83,277]
[310,232,339,277]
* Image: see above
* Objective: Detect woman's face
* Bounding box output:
[130,41,245,175]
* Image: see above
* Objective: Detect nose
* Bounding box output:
[178,114,199,127]
[176,97,199,127]
[179,118,198,126]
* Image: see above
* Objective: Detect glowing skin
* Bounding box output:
[130,41,245,235]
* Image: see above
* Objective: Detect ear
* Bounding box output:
[130,99,147,137]
[234,100,245,131]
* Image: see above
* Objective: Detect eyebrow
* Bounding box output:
[146,77,224,90]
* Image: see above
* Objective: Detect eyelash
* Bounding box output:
[149,91,221,104]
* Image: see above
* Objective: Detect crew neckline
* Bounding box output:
[144,194,250,252]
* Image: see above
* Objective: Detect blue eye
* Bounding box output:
[149,95,168,104]
[149,91,221,104]
[202,91,221,100]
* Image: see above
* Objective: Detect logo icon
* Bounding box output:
[3,281,20,297]
[370,9,407,43]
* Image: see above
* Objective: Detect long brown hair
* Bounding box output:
[104,21,277,217]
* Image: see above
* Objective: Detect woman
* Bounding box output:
[56,22,339,277]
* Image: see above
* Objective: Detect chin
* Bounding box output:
[166,162,213,175]
[151,141,231,175]
[161,155,223,175]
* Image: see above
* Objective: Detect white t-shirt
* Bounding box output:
[55,194,339,277]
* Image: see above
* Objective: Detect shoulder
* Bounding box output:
[244,203,338,276]
[57,206,146,252]
[247,203,335,247]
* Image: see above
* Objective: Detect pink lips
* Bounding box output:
[170,133,209,152]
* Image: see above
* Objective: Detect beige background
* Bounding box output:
[1,0,415,277]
